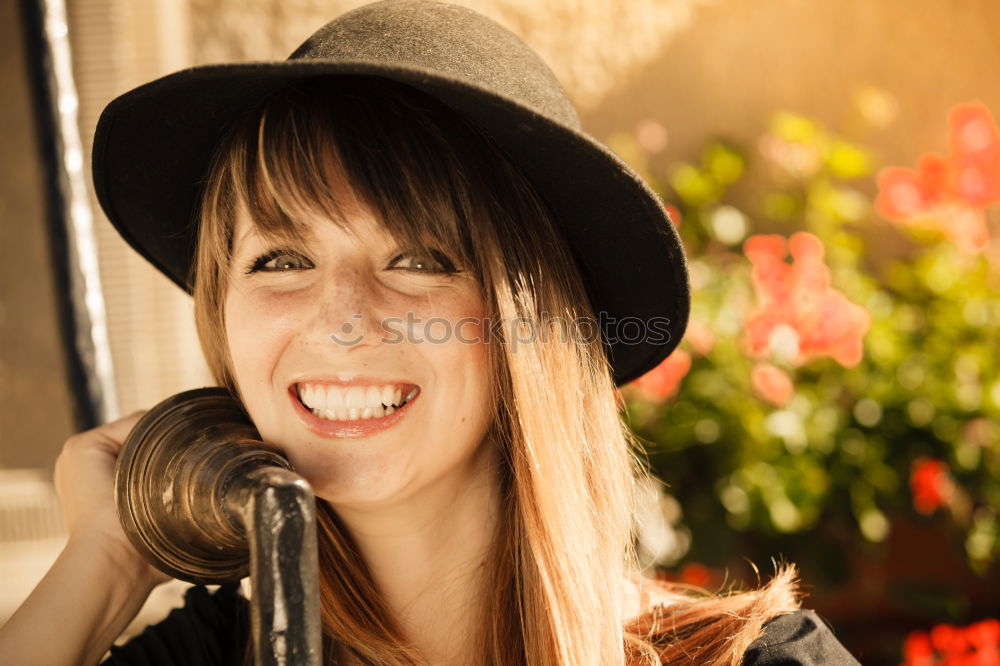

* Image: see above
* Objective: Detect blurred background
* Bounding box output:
[1,0,998,663]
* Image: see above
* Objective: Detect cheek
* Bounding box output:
[224,290,304,393]
[454,315,487,348]
[444,307,494,421]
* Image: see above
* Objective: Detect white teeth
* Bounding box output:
[329,389,344,412]
[345,387,365,410]
[297,382,418,421]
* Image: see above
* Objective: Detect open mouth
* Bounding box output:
[294,382,420,422]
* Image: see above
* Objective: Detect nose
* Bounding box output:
[312,264,386,350]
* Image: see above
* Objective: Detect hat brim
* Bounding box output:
[92,59,689,386]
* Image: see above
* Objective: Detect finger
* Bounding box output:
[93,409,149,451]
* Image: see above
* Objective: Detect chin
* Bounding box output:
[282,449,407,508]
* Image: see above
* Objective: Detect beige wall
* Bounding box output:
[582,0,1000,182]
[0,0,76,471]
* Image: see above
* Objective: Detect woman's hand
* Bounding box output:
[53,409,171,590]
[0,410,175,666]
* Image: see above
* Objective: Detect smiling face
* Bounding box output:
[223,196,496,508]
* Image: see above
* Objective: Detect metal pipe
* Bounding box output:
[114,386,321,665]
[20,0,119,428]
[227,466,320,666]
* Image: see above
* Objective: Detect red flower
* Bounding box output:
[664,203,683,228]
[630,349,692,402]
[903,631,935,666]
[679,563,713,588]
[750,362,795,406]
[656,562,717,589]
[876,102,1000,255]
[909,458,953,515]
[743,232,871,368]
[902,619,1000,665]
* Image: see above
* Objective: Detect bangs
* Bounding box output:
[211,76,481,277]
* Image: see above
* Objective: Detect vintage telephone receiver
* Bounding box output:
[113,386,321,666]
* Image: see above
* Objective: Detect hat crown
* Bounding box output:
[288,0,580,129]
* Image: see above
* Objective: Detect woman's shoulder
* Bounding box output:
[100,583,248,666]
[623,574,860,665]
[742,609,860,665]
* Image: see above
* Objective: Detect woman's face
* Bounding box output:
[223,195,495,509]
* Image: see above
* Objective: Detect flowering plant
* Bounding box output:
[902,618,1000,665]
[610,96,1000,612]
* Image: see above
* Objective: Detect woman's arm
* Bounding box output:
[0,410,170,666]
[0,533,160,666]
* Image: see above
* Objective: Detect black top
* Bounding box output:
[100,584,860,665]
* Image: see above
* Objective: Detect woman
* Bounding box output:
[0,1,859,664]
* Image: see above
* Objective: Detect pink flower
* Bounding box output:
[876,102,1000,255]
[910,458,953,515]
[630,349,692,402]
[950,104,1000,206]
[961,418,995,448]
[877,154,953,219]
[750,362,795,406]
[635,119,669,154]
[684,317,716,356]
[758,132,822,179]
[742,232,871,368]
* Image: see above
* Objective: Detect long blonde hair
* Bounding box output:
[190,76,800,665]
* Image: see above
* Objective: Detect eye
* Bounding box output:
[245,249,314,274]
[390,249,462,274]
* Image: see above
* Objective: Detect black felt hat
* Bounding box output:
[91,0,689,387]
